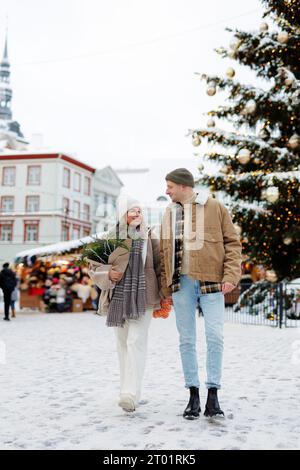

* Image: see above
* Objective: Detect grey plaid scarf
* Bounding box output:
[106,238,146,327]
[171,202,222,295]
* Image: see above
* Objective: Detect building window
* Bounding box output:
[82,227,90,237]
[84,176,91,195]
[95,193,106,217]
[61,223,70,241]
[83,204,90,222]
[0,223,13,241]
[2,167,16,186]
[27,166,41,185]
[73,201,80,219]
[1,196,14,213]
[63,167,71,188]
[72,225,81,240]
[24,222,39,242]
[106,195,116,216]
[103,194,108,217]
[62,197,70,215]
[26,196,40,212]
[74,172,81,192]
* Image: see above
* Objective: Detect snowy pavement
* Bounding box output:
[0,310,300,450]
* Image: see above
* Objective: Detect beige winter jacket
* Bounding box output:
[160,192,242,296]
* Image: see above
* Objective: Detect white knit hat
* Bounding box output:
[115,194,148,239]
[117,194,142,216]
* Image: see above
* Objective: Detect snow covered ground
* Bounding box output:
[0,309,300,450]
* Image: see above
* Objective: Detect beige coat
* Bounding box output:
[160,192,242,296]
[88,230,161,314]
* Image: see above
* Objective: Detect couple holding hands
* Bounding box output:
[88,168,242,420]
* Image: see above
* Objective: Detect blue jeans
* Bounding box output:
[172,275,225,390]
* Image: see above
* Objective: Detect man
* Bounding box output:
[160,168,242,419]
[0,262,17,321]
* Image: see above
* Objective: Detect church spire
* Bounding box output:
[0,32,12,120]
[1,32,9,67]
[0,29,28,148]
[3,34,8,61]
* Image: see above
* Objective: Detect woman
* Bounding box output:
[88,197,161,413]
[10,284,18,318]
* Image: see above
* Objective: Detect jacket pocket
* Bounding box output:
[190,230,225,274]
[203,231,223,243]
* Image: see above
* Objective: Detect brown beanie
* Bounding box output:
[165,168,195,187]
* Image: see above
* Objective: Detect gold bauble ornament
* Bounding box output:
[288,134,300,150]
[254,157,260,164]
[207,118,215,127]
[284,77,294,87]
[283,236,292,245]
[238,148,251,164]
[192,135,201,147]
[259,22,269,32]
[265,186,279,203]
[265,270,277,282]
[207,82,216,96]
[277,31,289,44]
[244,99,257,114]
[226,67,235,79]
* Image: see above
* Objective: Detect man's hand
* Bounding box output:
[109,266,123,282]
[222,282,236,294]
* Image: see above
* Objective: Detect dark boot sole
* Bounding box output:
[204,411,225,418]
[183,414,200,420]
[183,407,201,420]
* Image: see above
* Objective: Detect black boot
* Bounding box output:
[204,387,224,418]
[183,387,201,420]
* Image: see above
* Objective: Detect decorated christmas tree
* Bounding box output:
[191,0,300,281]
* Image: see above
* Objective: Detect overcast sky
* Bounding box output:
[0,0,266,171]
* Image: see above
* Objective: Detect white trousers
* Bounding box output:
[114,308,152,405]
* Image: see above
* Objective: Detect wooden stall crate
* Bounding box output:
[20,290,43,309]
[72,298,83,312]
[83,298,93,310]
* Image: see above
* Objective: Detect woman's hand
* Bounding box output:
[109,266,123,282]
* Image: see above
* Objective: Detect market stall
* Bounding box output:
[14,236,101,313]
